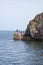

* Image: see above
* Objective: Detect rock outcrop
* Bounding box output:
[13,30,25,40]
[25,12,43,40]
[14,12,43,41]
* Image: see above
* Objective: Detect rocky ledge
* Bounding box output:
[14,12,43,41]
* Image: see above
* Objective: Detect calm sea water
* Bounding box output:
[0,31,43,65]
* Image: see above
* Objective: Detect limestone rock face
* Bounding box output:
[25,12,43,40]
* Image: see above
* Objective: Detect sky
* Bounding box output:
[0,0,43,31]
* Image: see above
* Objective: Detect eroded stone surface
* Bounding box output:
[25,12,43,40]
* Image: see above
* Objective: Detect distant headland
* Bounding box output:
[13,12,43,41]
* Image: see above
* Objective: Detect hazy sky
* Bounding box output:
[0,0,43,31]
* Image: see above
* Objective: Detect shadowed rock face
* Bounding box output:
[25,24,30,36]
[25,12,43,40]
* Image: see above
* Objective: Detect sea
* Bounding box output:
[0,31,43,65]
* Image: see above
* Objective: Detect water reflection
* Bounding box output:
[0,40,43,65]
[26,41,43,49]
[24,41,43,65]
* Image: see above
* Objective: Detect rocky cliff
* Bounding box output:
[25,12,43,40]
[14,12,43,41]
